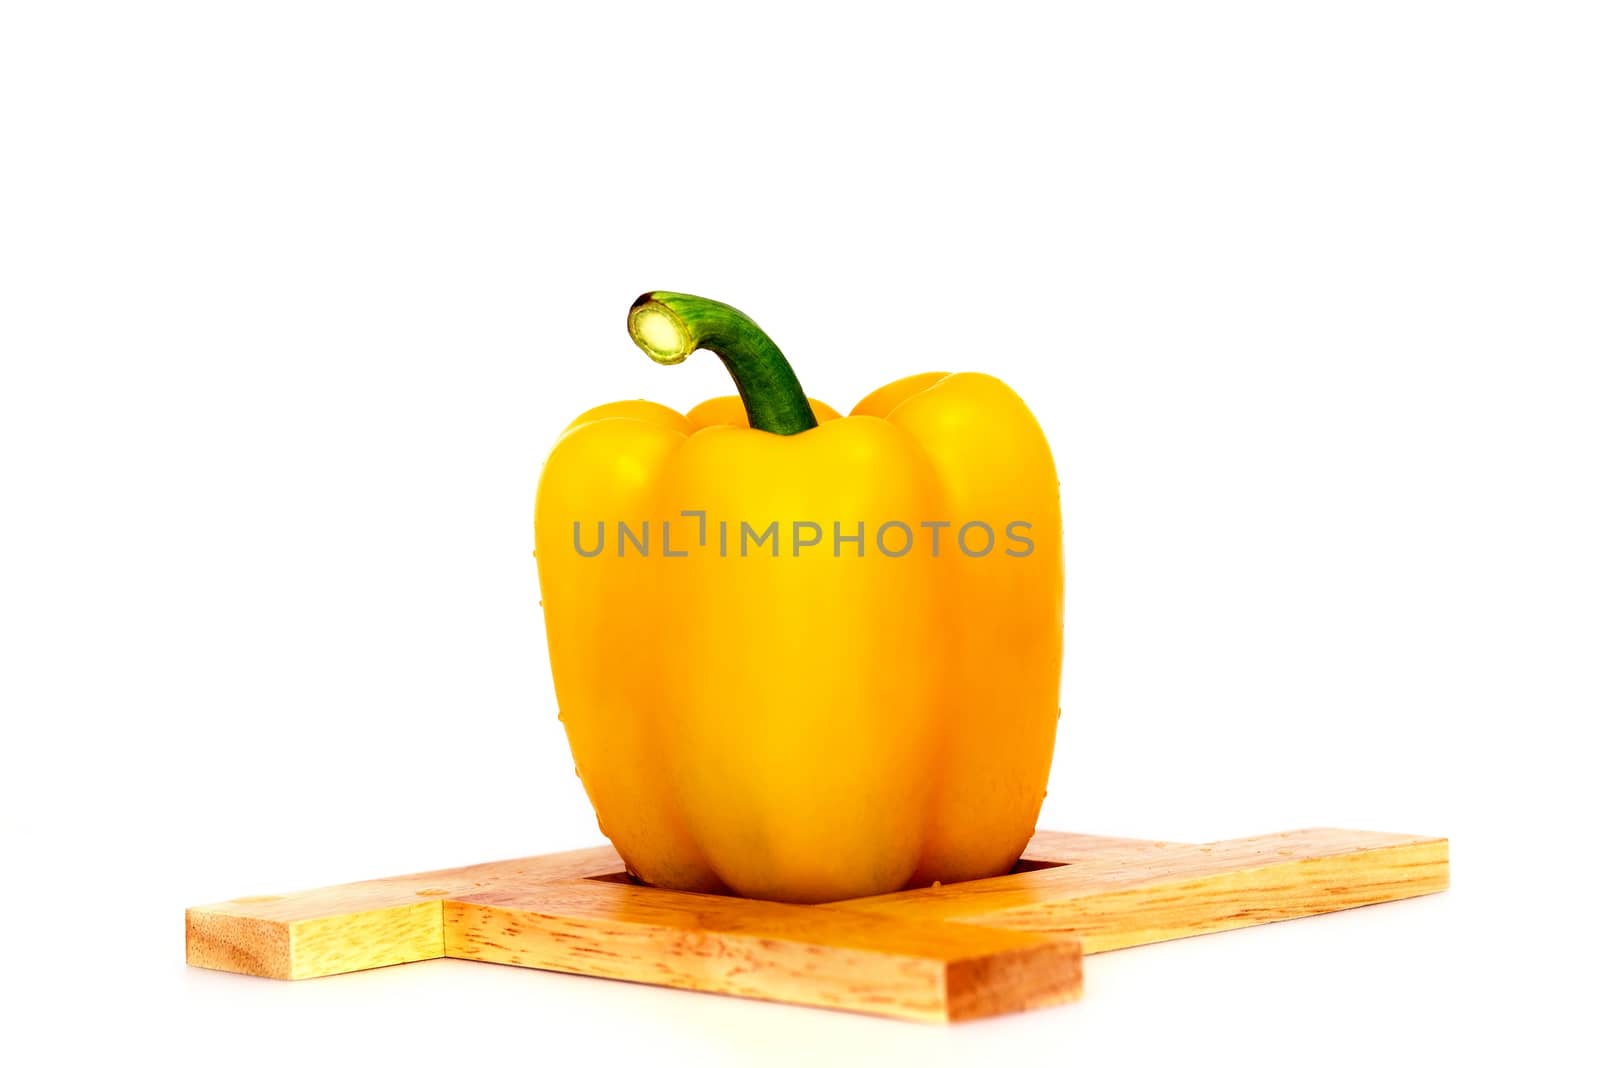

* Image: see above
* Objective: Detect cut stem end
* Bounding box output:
[628,302,691,365]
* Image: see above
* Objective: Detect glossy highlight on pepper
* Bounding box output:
[534,291,1063,903]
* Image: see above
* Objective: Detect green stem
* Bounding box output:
[627,292,818,435]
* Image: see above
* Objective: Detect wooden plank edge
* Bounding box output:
[1022,835,1450,954]
[187,907,292,979]
[1091,834,1450,953]
[288,900,446,979]
[186,900,448,980]
[945,939,1082,1023]
[442,887,1081,1023]
[183,844,626,978]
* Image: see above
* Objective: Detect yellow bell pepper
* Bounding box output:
[534,292,1061,904]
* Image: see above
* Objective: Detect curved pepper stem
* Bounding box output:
[628,292,819,436]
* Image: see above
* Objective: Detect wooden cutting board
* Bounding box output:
[186,826,1447,1023]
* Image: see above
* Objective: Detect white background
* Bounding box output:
[3,1,1596,1063]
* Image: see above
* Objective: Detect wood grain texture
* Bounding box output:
[843,828,1449,953]
[445,880,1080,1022]
[185,826,1446,1020]
[186,844,622,979]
